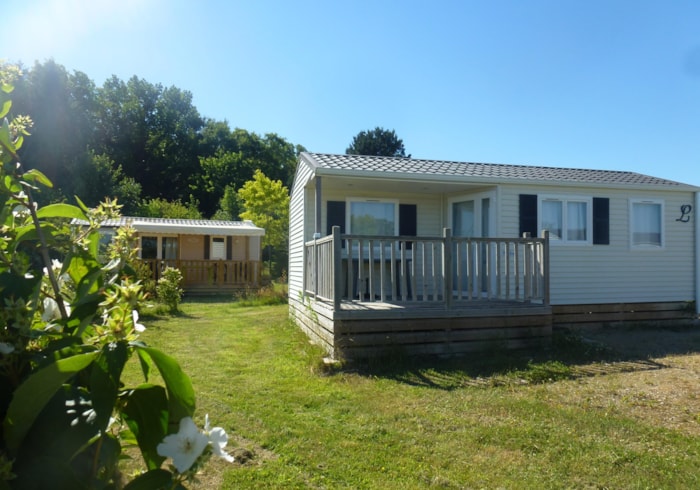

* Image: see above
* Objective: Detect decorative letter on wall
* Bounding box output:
[676,204,692,223]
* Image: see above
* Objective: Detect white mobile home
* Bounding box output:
[289,152,699,359]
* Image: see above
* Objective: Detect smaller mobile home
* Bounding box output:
[95,217,265,293]
[289,152,699,359]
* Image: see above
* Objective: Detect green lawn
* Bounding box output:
[129,300,700,489]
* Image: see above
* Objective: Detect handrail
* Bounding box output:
[304,227,549,310]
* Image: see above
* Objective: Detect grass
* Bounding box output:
[127,300,700,489]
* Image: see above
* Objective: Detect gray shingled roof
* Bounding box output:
[302,152,692,188]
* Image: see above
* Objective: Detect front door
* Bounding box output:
[449,192,494,295]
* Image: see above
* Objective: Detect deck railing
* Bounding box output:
[304,227,549,310]
[141,259,262,289]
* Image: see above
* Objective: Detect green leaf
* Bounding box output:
[121,384,169,470]
[122,468,173,490]
[135,347,195,423]
[22,168,53,188]
[2,351,99,455]
[0,118,17,159]
[0,99,11,119]
[36,202,85,220]
[91,342,128,430]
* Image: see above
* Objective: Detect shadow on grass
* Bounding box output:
[333,324,700,390]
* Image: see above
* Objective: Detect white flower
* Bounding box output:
[41,297,71,322]
[157,417,209,473]
[132,310,146,332]
[204,414,235,462]
[0,342,14,355]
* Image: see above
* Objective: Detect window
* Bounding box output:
[162,237,178,260]
[141,236,158,259]
[539,196,591,244]
[211,237,226,260]
[631,200,663,248]
[348,199,398,235]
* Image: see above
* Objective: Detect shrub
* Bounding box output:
[0,71,232,488]
[157,267,184,313]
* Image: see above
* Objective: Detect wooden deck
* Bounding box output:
[293,297,552,359]
[294,227,552,359]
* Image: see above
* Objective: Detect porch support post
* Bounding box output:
[332,225,343,311]
[541,230,550,306]
[315,176,322,236]
[443,228,453,309]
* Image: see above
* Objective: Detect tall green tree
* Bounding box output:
[237,170,289,277]
[346,126,408,157]
[95,76,203,202]
[13,60,98,202]
[73,151,142,214]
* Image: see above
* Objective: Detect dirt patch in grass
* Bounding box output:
[544,324,700,436]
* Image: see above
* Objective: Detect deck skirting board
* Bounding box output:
[290,299,697,360]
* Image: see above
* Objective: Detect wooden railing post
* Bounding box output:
[541,230,550,306]
[443,228,453,308]
[332,226,343,311]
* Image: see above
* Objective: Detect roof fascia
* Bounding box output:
[312,166,700,193]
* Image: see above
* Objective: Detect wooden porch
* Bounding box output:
[299,227,552,358]
[141,259,262,292]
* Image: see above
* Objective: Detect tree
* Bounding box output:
[137,197,203,219]
[73,151,142,213]
[237,170,289,277]
[345,127,408,157]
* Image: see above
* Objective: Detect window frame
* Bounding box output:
[346,198,399,236]
[210,236,227,260]
[537,195,593,245]
[629,198,664,250]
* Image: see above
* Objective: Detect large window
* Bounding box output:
[348,199,398,235]
[539,196,591,244]
[631,200,663,248]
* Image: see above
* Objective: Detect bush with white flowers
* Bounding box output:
[0,66,232,488]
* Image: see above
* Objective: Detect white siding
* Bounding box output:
[288,160,315,307]
[499,184,696,305]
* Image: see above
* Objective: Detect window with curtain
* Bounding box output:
[631,200,662,247]
[162,237,178,260]
[539,197,591,244]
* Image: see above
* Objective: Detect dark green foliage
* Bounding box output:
[346,126,408,157]
[8,60,301,218]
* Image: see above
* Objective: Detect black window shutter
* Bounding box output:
[592,197,610,245]
[519,194,538,237]
[226,236,233,259]
[399,204,417,250]
[399,204,417,236]
[326,201,346,236]
[203,235,210,259]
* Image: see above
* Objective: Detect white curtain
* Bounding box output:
[633,203,661,246]
[542,201,562,239]
[567,201,587,241]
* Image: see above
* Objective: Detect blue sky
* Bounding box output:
[3,0,700,185]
